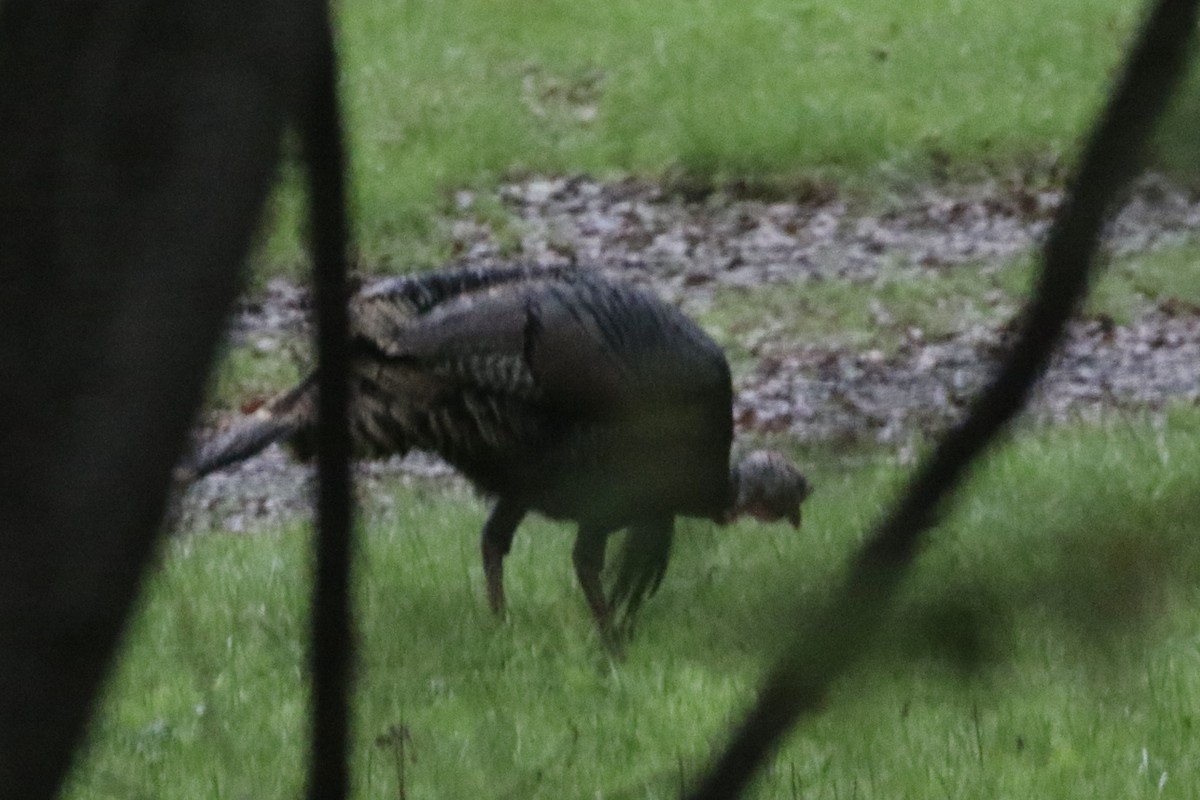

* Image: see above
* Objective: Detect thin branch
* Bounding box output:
[302,2,355,799]
[685,0,1200,797]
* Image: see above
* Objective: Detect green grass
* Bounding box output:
[690,238,1200,368]
[67,408,1200,798]
[252,0,1144,273]
[697,263,1018,361]
[1088,243,1200,323]
[205,343,305,412]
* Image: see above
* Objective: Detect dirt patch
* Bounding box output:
[235,174,1200,339]
[181,175,1200,532]
[737,306,1200,451]
[458,172,1200,297]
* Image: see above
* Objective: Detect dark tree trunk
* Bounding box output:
[0,2,312,795]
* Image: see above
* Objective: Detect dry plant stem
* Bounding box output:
[685,0,1200,797]
[302,4,356,800]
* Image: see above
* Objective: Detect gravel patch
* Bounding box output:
[737,305,1200,450]
[180,175,1200,532]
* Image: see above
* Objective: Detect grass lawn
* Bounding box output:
[254,0,1147,275]
[66,406,1200,799]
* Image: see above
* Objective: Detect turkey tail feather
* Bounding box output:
[178,374,319,481]
[179,414,300,481]
[609,517,674,626]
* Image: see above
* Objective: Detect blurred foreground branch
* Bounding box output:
[298,4,355,800]
[686,1,1200,797]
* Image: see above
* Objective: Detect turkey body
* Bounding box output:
[348,268,732,522]
[189,266,738,635]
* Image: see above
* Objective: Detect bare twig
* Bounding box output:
[685,1,1200,797]
[376,724,416,800]
[972,701,984,765]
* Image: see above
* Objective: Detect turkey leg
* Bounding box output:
[572,525,615,635]
[480,499,526,616]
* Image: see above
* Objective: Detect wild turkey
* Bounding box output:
[182,265,810,636]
